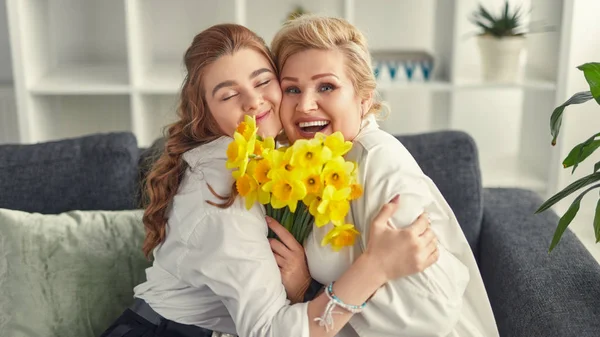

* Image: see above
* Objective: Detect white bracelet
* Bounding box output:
[314,282,368,331]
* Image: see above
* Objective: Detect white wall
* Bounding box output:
[552,0,600,204]
[0,0,12,84]
[548,0,600,257]
[0,0,18,144]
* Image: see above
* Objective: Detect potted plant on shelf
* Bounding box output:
[535,62,600,252]
[469,1,527,82]
[286,5,308,22]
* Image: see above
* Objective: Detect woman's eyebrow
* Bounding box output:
[312,73,338,80]
[280,73,339,83]
[212,68,273,97]
[250,68,272,79]
[212,80,236,97]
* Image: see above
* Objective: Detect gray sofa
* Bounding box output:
[1,131,599,337]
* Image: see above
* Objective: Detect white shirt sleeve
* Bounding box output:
[349,141,471,336]
[178,210,310,337]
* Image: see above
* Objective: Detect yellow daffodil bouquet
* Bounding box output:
[226,115,364,251]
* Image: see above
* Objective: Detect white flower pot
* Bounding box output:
[477,35,526,82]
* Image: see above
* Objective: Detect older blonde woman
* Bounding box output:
[270,15,500,337]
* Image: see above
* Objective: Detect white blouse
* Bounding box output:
[133,136,310,337]
[304,116,500,337]
[134,119,499,337]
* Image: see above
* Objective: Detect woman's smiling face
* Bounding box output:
[204,48,282,138]
[279,48,364,143]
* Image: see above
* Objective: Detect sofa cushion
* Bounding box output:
[136,137,166,208]
[0,208,150,337]
[396,131,483,256]
[0,132,140,214]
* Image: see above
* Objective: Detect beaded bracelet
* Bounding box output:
[314,282,368,331]
[325,282,367,313]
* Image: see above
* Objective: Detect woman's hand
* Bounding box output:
[266,217,312,303]
[365,195,439,282]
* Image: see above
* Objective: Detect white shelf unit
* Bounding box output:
[0,0,17,144]
[0,0,11,86]
[5,0,573,196]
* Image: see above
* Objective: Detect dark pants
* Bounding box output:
[100,281,324,337]
[100,300,214,337]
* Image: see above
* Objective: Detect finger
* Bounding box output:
[372,194,401,228]
[266,217,303,252]
[426,245,440,267]
[420,227,436,243]
[269,238,292,260]
[273,252,285,268]
[424,235,438,255]
[408,213,430,236]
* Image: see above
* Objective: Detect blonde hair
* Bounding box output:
[271,14,384,117]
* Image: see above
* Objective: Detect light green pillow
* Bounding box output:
[0,209,151,337]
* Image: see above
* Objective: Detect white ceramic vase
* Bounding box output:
[477,35,526,82]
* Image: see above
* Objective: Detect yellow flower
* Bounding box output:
[317,185,351,226]
[267,146,298,181]
[236,174,256,197]
[226,132,255,179]
[254,136,275,157]
[324,132,352,157]
[349,183,363,200]
[290,138,332,169]
[236,115,257,141]
[263,173,307,212]
[254,159,272,185]
[302,168,323,195]
[321,224,360,251]
[322,157,355,190]
[236,174,258,210]
[237,161,270,210]
[304,194,331,227]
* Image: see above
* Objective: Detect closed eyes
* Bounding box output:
[222,79,272,101]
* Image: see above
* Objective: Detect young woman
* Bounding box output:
[270,15,500,337]
[99,23,438,337]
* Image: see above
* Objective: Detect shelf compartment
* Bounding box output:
[453,78,556,91]
[18,0,129,92]
[30,64,130,94]
[133,0,237,92]
[28,94,132,143]
[135,63,185,95]
[481,154,547,194]
[353,0,436,51]
[246,0,345,46]
[378,80,453,92]
[133,94,179,147]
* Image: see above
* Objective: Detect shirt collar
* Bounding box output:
[356,114,379,137]
[182,136,232,168]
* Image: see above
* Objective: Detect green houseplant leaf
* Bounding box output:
[548,184,600,252]
[595,198,600,243]
[577,62,600,104]
[549,197,580,252]
[536,172,600,213]
[562,133,600,173]
[469,1,524,37]
[550,91,594,145]
[539,61,600,252]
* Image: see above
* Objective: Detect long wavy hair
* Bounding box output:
[142,24,276,259]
